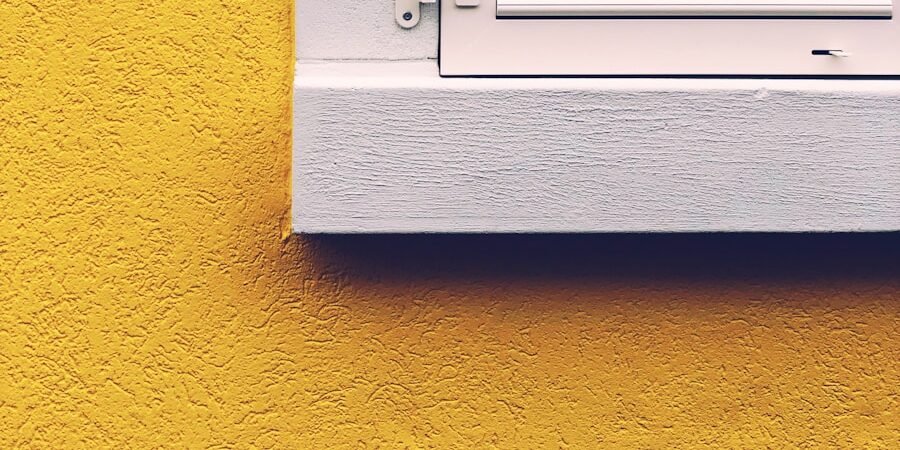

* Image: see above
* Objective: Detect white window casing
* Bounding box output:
[496,0,892,17]
[441,0,900,75]
[292,0,900,233]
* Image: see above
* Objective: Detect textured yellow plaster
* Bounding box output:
[1,1,899,448]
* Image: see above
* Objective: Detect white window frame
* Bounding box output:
[440,0,900,76]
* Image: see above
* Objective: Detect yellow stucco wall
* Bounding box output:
[2,1,899,448]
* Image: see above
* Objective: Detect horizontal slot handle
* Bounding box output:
[497,0,893,17]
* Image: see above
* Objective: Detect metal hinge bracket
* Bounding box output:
[396,0,436,29]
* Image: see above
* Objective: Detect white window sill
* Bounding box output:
[293,61,900,233]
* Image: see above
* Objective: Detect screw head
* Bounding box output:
[403,12,413,21]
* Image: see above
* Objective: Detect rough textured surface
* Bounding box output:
[3,1,900,449]
[294,62,900,233]
[296,0,437,61]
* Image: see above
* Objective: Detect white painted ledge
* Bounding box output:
[293,61,900,233]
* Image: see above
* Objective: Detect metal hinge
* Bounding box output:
[396,0,436,29]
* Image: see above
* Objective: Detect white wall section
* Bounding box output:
[296,0,437,61]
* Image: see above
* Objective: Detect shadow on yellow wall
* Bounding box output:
[279,233,900,447]
[306,233,900,284]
